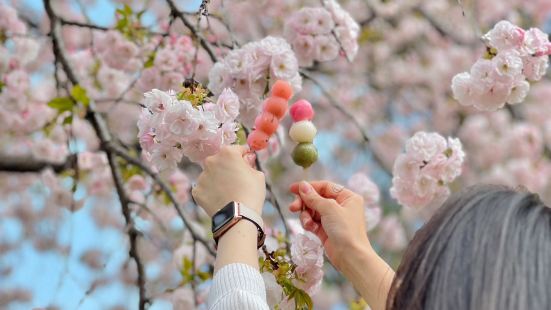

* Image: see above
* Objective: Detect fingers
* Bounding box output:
[297,181,338,214]
[300,211,316,230]
[204,145,256,170]
[289,197,302,212]
[223,145,259,170]
[223,144,250,156]
[290,180,356,204]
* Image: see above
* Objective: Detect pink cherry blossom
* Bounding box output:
[522,56,549,81]
[507,123,544,159]
[452,21,550,110]
[391,132,465,209]
[347,173,380,206]
[376,216,408,252]
[262,272,284,307]
[284,1,359,65]
[290,231,324,269]
[208,36,302,126]
[215,88,240,123]
[522,28,550,56]
[485,20,525,51]
[293,265,324,295]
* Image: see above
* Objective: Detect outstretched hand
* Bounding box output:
[289,181,395,310]
[288,180,372,271]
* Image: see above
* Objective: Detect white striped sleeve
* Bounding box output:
[208,263,270,310]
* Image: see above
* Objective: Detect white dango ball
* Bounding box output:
[289,120,317,143]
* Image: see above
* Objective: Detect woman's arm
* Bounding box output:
[289,181,395,310]
[192,145,269,309]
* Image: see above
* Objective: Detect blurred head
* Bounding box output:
[387,185,551,310]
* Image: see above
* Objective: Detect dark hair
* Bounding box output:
[387,185,551,310]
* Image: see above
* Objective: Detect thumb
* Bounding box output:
[298,181,337,215]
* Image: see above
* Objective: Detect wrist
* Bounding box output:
[237,197,264,215]
[214,220,260,272]
[340,237,375,276]
[339,239,394,310]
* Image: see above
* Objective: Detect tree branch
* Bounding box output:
[166,0,218,63]
[104,141,215,255]
[414,7,477,46]
[299,70,391,175]
[59,17,168,37]
[0,155,76,173]
[44,1,150,308]
[241,127,291,244]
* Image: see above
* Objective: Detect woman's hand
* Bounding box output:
[289,181,394,310]
[288,180,373,270]
[192,145,266,272]
[192,145,266,217]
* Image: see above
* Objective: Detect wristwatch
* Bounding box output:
[212,201,266,249]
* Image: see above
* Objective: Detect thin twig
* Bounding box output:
[166,0,218,63]
[242,127,291,245]
[59,17,168,37]
[106,141,215,255]
[414,7,477,46]
[299,70,391,175]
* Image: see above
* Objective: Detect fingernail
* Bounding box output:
[311,223,319,232]
[299,181,311,194]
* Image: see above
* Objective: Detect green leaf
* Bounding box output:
[47,97,74,112]
[180,257,195,285]
[120,163,141,181]
[144,52,156,68]
[115,16,128,32]
[71,85,90,107]
[236,125,247,145]
[62,114,73,125]
[136,9,146,19]
[123,4,132,15]
[293,288,313,310]
[197,271,211,281]
[0,80,4,93]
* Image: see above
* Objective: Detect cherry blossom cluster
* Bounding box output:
[452,20,551,111]
[290,231,324,295]
[284,0,360,66]
[391,132,465,209]
[78,152,114,199]
[95,31,142,72]
[0,5,67,166]
[459,110,551,194]
[208,36,302,126]
[138,36,197,91]
[0,4,26,34]
[69,50,131,99]
[347,173,382,231]
[0,5,51,136]
[137,88,240,170]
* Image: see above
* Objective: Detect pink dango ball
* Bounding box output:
[247,130,270,151]
[264,96,288,119]
[255,112,279,136]
[289,99,315,122]
[271,80,294,101]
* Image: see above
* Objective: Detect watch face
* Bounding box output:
[212,202,237,232]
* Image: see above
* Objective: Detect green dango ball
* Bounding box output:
[292,143,318,168]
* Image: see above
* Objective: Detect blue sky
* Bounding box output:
[1,1,200,309]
